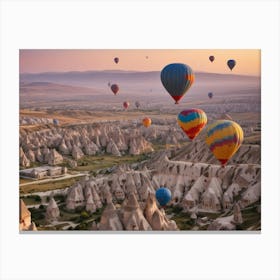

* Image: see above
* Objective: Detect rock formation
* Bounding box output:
[48,149,63,165]
[19,199,37,231]
[45,197,60,222]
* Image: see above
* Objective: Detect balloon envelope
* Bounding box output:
[135,101,140,109]
[160,63,195,104]
[205,120,244,166]
[227,59,236,70]
[142,117,152,127]
[177,109,207,140]
[156,187,172,206]
[209,56,215,62]
[111,84,119,95]
[53,119,59,126]
[123,101,129,109]
[208,92,213,99]
[114,57,119,64]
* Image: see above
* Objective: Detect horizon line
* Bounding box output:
[20,69,260,78]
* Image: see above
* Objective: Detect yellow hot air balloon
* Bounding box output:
[205,120,244,166]
[142,117,152,128]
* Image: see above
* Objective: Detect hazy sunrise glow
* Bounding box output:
[20,49,260,76]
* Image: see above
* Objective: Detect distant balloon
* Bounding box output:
[220,113,233,120]
[111,84,119,95]
[123,101,129,110]
[142,117,152,128]
[205,120,244,166]
[146,56,149,59]
[114,57,119,64]
[208,92,213,99]
[209,56,215,62]
[135,101,140,109]
[227,59,236,71]
[53,119,59,126]
[156,187,172,206]
[160,63,195,104]
[177,109,207,140]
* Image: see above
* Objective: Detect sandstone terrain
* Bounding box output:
[19,70,261,231]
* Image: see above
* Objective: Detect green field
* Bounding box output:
[20,176,85,194]
[73,154,150,172]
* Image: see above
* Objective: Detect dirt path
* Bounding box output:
[19,173,87,187]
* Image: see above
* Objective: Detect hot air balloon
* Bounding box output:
[209,56,215,62]
[220,113,233,120]
[53,119,59,126]
[160,63,195,104]
[123,101,129,110]
[208,92,213,99]
[156,187,172,207]
[135,101,140,109]
[146,56,149,59]
[111,84,119,95]
[114,57,119,64]
[205,120,244,166]
[177,109,207,140]
[227,59,236,71]
[142,117,152,128]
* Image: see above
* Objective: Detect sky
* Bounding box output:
[20,49,260,76]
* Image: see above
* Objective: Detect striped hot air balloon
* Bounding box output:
[160,63,195,104]
[205,120,244,166]
[177,109,207,140]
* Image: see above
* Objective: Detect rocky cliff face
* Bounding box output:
[64,141,260,230]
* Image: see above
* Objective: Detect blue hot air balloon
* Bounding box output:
[208,92,213,99]
[160,63,195,104]
[53,119,59,126]
[155,187,172,206]
[227,59,236,71]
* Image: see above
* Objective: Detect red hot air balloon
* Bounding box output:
[209,56,215,63]
[123,101,129,110]
[111,84,119,95]
[114,57,119,64]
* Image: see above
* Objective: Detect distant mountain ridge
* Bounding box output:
[20,70,259,88]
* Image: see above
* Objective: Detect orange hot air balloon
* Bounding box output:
[142,117,152,128]
[123,101,129,110]
[111,84,119,95]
